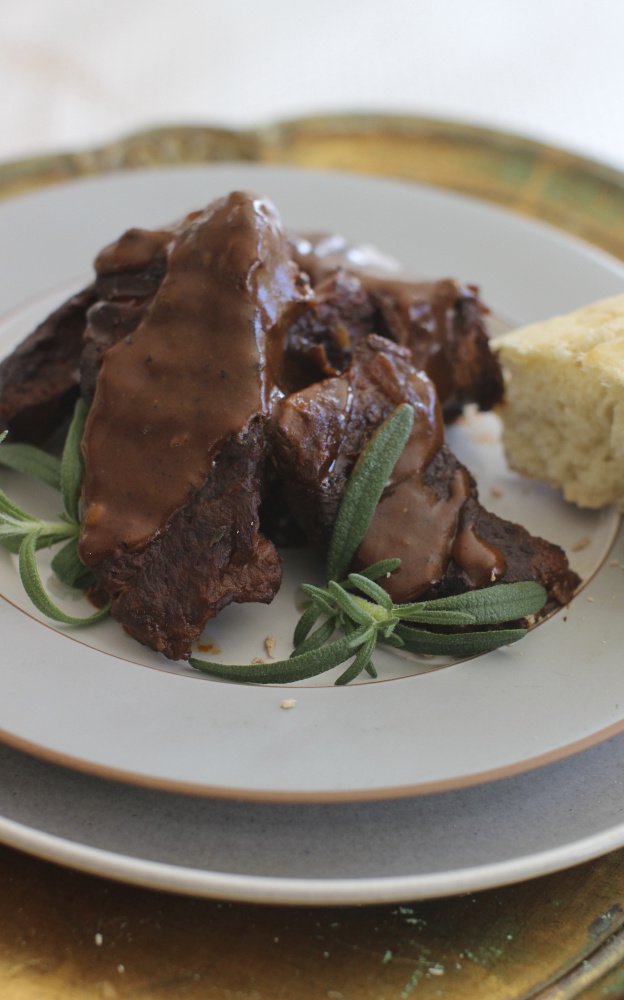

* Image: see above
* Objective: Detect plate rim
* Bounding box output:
[1,762,624,906]
[2,694,624,804]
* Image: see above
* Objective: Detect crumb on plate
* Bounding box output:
[197,639,221,654]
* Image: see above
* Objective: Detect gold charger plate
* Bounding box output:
[1,114,624,999]
[2,112,624,261]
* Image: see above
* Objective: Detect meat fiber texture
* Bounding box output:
[0,285,95,442]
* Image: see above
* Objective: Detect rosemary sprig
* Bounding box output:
[0,433,61,489]
[18,532,108,626]
[326,403,414,582]
[191,406,548,685]
[0,401,106,624]
[60,398,87,523]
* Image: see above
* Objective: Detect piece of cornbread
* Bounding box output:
[492,294,624,510]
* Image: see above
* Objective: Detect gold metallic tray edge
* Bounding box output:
[1,113,623,260]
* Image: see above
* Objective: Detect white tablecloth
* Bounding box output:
[2,0,624,171]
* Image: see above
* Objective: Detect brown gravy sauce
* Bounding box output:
[290,231,472,405]
[292,233,505,597]
[96,227,172,274]
[79,192,303,566]
[354,357,505,601]
[452,524,506,589]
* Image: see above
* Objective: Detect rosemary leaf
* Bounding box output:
[190,628,370,684]
[60,398,87,523]
[394,624,528,656]
[347,572,393,611]
[292,616,337,656]
[0,535,22,554]
[0,523,76,554]
[292,603,323,648]
[353,557,402,581]
[379,631,404,649]
[0,508,78,552]
[328,581,377,626]
[51,537,94,589]
[0,443,62,490]
[412,582,548,625]
[2,533,43,554]
[364,659,378,678]
[326,404,414,582]
[335,630,376,685]
[397,608,477,626]
[299,583,336,616]
[0,487,34,523]
[0,521,32,539]
[18,532,109,626]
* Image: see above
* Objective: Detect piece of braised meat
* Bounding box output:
[0,231,171,442]
[0,226,501,443]
[79,192,307,659]
[271,334,578,607]
[289,232,503,419]
[0,285,95,442]
[90,420,280,660]
[80,227,171,402]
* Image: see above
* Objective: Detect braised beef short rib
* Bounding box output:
[78,192,306,659]
[0,285,95,442]
[272,335,578,607]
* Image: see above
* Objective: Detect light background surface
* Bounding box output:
[1,0,623,167]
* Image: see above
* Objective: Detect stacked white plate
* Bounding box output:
[1,165,623,903]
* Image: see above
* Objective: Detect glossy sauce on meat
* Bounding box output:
[289,232,503,418]
[273,336,507,602]
[346,346,506,600]
[79,192,305,565]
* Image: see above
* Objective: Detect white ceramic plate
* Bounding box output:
[1,732,624,904]
[0,164,623,802]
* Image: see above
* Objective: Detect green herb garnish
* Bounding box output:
[326,403,415,581]
[191,405,548,685]
[0,401,108,624]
